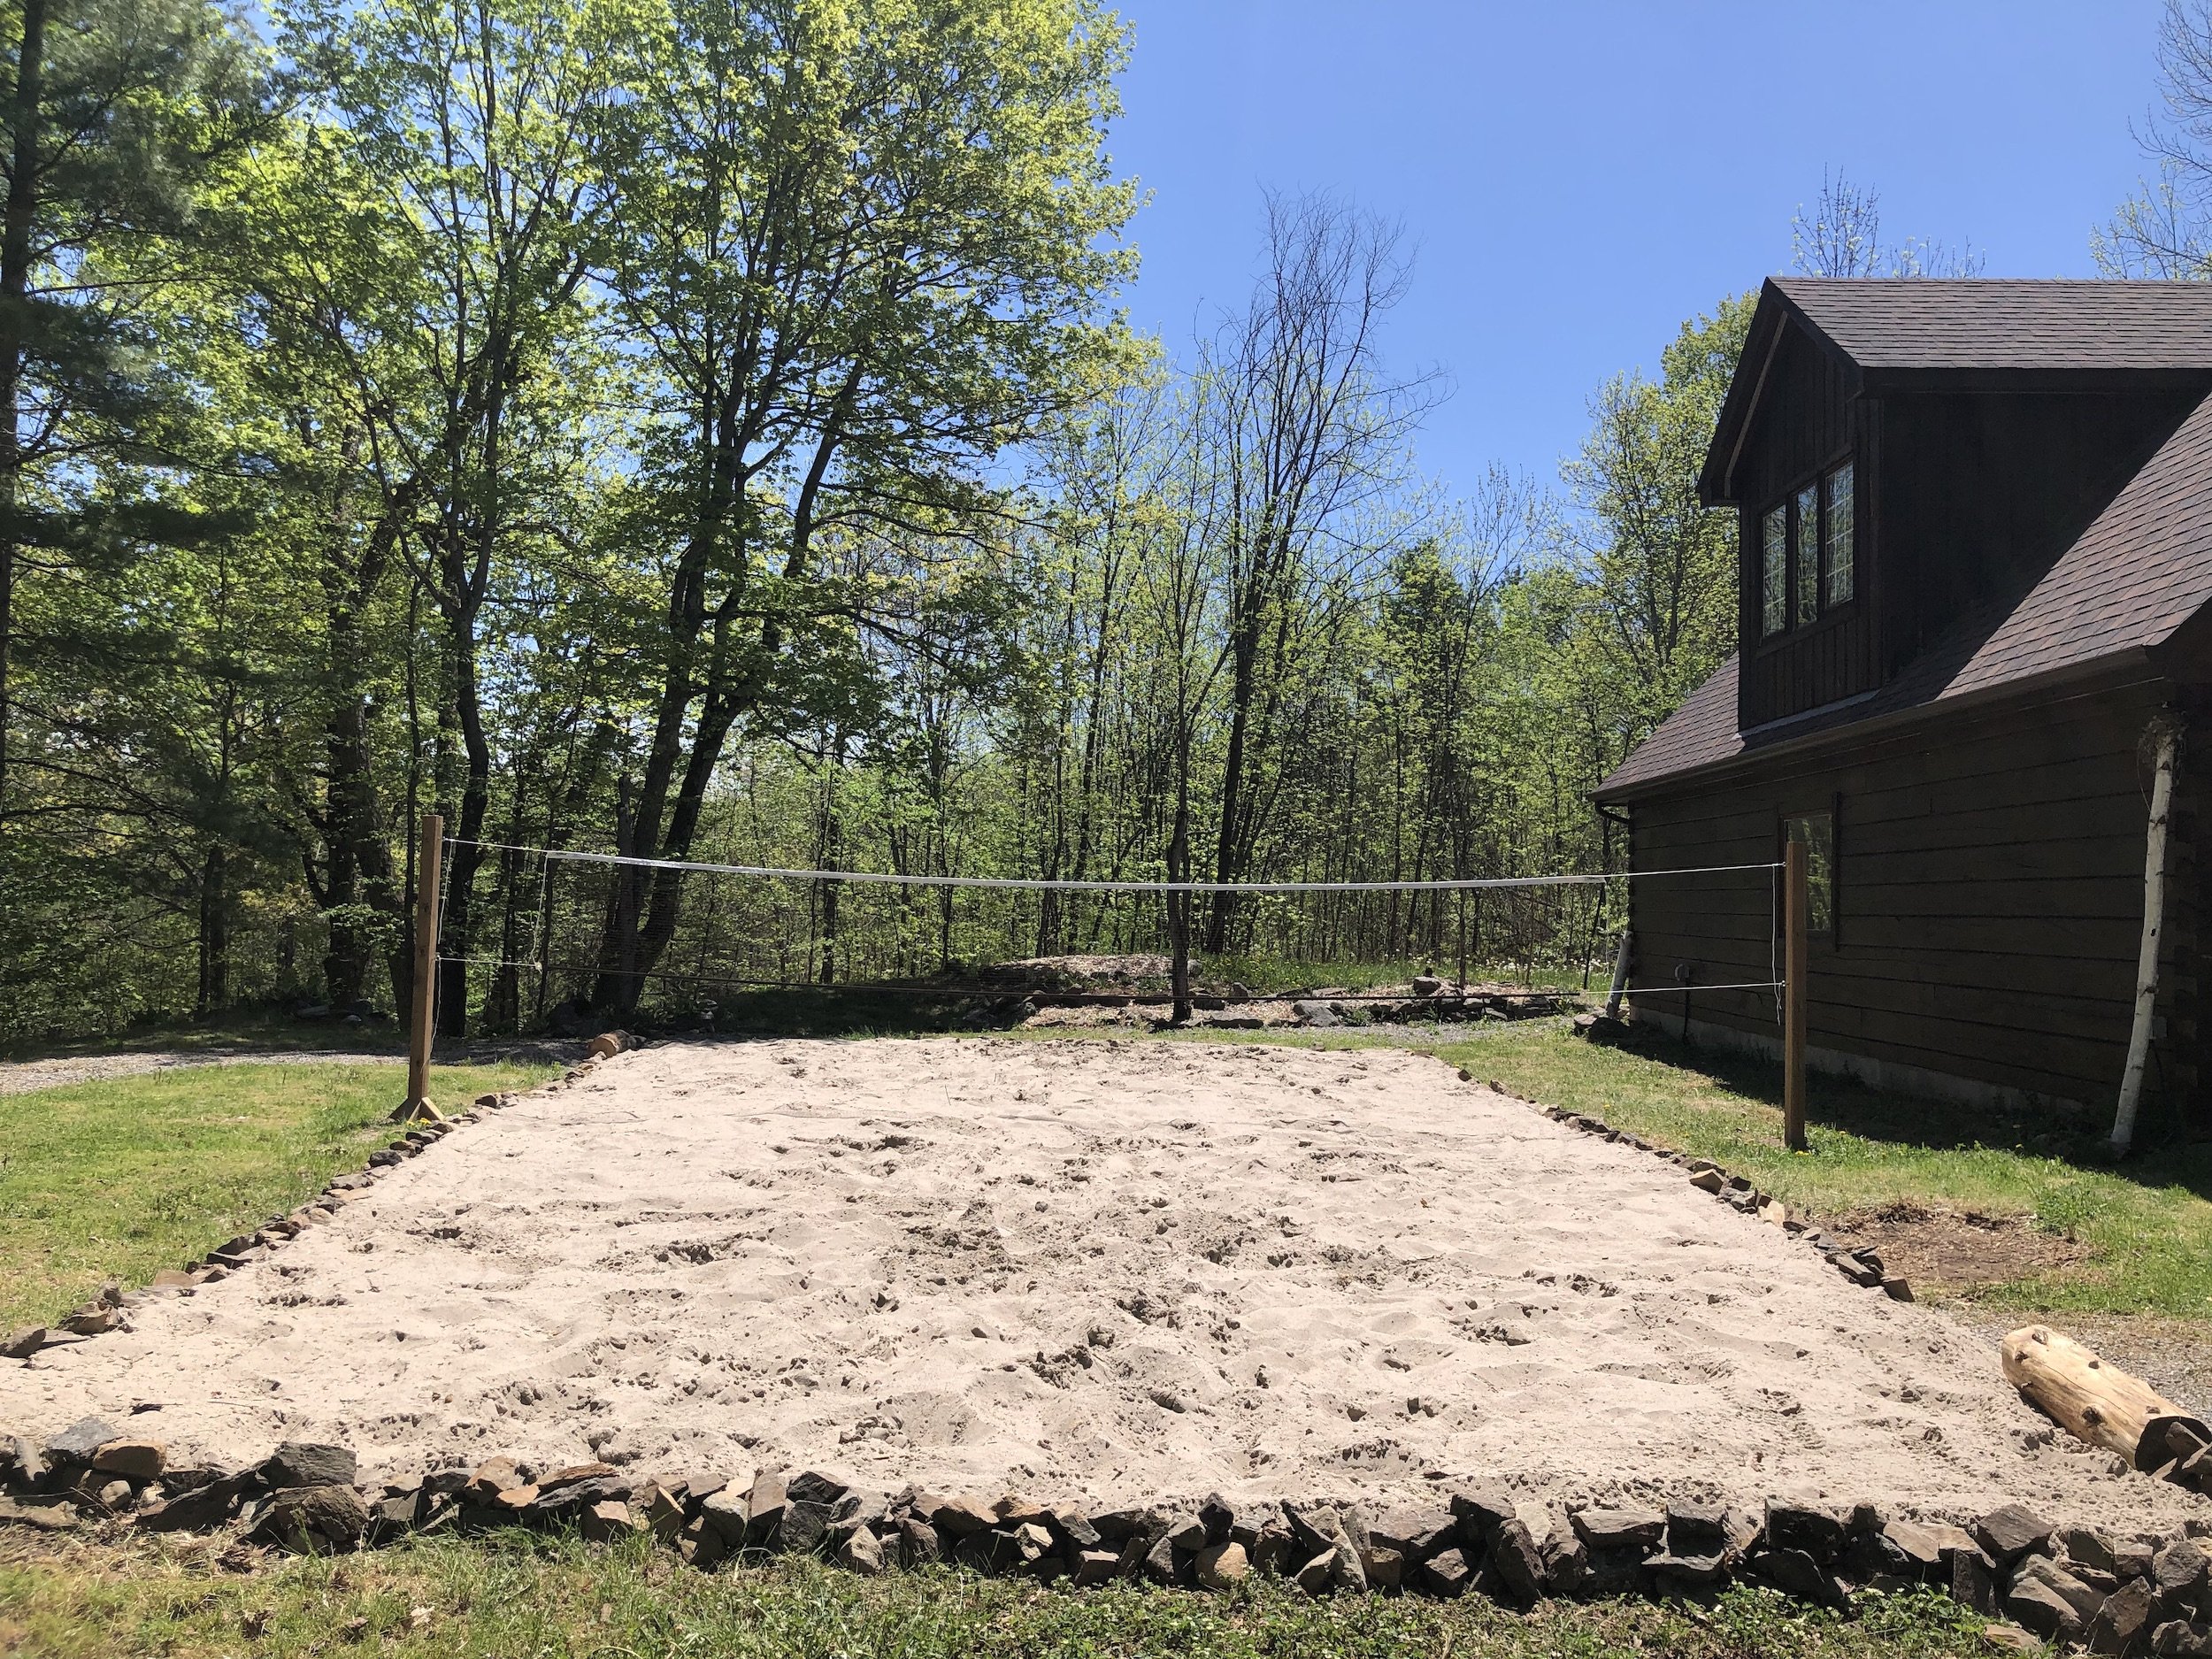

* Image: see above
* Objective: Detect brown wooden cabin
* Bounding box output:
[1595,278,2212,1135]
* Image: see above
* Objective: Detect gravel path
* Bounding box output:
[0,1039,577,1096]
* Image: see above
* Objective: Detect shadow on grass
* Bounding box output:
[1611,1023,2212,1203]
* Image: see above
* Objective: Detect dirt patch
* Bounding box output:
[1830,1202,2092,1297]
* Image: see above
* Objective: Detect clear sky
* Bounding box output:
[1106,1,2172,495]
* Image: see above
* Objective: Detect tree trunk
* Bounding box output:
[196,843,228,1017]
[0,0,45,826]
[434,585,492,1036]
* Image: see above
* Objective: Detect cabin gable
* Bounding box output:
[1720,287,2210,731]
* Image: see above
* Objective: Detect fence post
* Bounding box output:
[1783,837,1809,1152]
[405,812,445,1120]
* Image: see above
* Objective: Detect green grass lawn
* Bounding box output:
[0,1531,1991,1659]
[0,1058,556,1333]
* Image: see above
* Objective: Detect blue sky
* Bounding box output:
[1107,1,2171,495]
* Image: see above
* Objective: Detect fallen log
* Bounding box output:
[2002,1324,2211,1475]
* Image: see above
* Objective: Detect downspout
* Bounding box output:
[2112,715,2183,1156]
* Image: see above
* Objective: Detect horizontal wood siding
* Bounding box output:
[1626,680,2193,1115]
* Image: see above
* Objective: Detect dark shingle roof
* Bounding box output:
[1701,278,2212,504]
[1773,278,2212,372]
[1601,385,2212,798]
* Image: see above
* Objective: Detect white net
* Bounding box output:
[435,843,1782,1036]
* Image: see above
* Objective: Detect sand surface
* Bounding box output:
[2,1037,2200,1537]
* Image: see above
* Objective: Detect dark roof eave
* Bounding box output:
[1591,649,2162,805]
[1860,365,2212,396]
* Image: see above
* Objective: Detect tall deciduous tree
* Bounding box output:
[1193,190,1439,953]
[582,0,1138,1015]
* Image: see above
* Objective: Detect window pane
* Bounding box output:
[1793,482,1819,626]
[1786,812,1835,936]
[1824,461,1855,607]
[1762,505,1787,635]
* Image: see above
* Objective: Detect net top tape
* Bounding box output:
[448,840,1779,895]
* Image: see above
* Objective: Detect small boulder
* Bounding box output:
[580,1500,636,1542]
[1975,1504,2055,1570]
[840,1524,887,1576]
[1198,1492,1236,1545]
[2088,1578,2157,1655]
[2154,1540,2212,1612]
[1752,1547,1848,1609]
[1418,1546,1472,1598]
[1195,1540,1248,1589]
[259,1483,372,1552]
[896,1517,941,1568]
[1954,1548,2002,1616]
[1448,1482,1517,1543]
[89,1440,165,1480]
[1070,1547,1120,1586]
[1571,1507,1665,1552]
[1885,1518,1981,1577]
[698,1484,750,1545]
[745,1471,790,1548]
[42,1417,119,1466]
[265,1441,357,1491]
[1492,1517,1548,1601]
[2007,1555,2106,1641]
[1764,1500,1847,1563]
[929,1493,997,1537]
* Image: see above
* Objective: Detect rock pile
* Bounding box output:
[4,1420,2206,1646]
[1292,992,1571,1029]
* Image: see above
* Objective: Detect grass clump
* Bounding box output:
[0,1059,556,1332]
[0,1530,1993,1659]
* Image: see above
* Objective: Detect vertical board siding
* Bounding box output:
[1735,323,1880,727]
[1626,681,2183,1113]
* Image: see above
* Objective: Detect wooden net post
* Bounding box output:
[404,812,445,1121]
[1783,837,1809,1152]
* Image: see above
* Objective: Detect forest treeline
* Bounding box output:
[0,0,1753,1042]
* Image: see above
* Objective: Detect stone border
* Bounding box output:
[3,1430,2210,1652]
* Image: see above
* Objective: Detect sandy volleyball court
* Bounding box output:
[1,1038,2199,1536]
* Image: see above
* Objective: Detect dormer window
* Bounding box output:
[1824,461,1855,607]
[1761,504,1787,634]
[1758,458,1855,639]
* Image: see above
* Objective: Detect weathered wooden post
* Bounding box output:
[1783,837,1809,1152]
[404,812,444,1122]
[1603,926,1632,1020]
